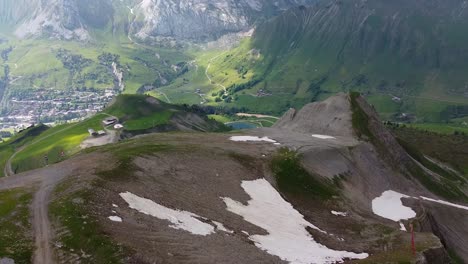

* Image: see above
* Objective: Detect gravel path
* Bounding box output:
[0,154,100,264]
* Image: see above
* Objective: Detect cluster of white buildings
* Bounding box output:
[0,88,119,133]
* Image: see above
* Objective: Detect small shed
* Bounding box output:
[114,124,124,130]
[88,129,98,136]
[103,118,117,126]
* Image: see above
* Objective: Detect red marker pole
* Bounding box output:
[410,223,416,256]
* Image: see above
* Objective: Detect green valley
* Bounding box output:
[152,0,468,124]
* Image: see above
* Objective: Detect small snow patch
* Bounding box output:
[120,192,215,236]
[331,211,348,217]
[229,136,277,143]
[112,204,119,208]
[213,221,234,234]
[420,197,468,211]
[372,190,416,222]
[399,222,407,232]
[108,216,122,222]
[223,179,368,263]
[312,134,336,139]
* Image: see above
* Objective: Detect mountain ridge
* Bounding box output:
[0,0,316,42]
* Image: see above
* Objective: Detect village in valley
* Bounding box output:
[0,88,119,139]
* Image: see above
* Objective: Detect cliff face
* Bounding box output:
[12,0,114,40]
[130,0,316,41]
[1,0,315,41]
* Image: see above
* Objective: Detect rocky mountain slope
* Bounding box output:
[0,0,315,41]
[130,0,316,41]
[1,93,467,263]
[1,0,114,40]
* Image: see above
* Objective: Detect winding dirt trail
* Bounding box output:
[1,117,113,263]
[0,154,100,264]
[205,53,228,94]
[3,147,20,177]
[0,168,61,264]
[32,178,55,264]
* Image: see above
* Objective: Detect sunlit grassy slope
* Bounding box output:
[6,94,220,173]
[8,95,171,172]
[2,35,189,94]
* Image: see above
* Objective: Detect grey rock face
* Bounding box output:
[131,0,316,41]
[1,0,315,41]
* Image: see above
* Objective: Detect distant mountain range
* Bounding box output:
[0,0,315,41]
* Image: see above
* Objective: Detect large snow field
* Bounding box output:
[223,179,368,264]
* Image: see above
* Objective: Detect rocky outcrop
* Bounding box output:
[352,94,415,171]
[416,247,451,264]
[14,0,89,40]
[421,204,468,262]
[273,93,354,137]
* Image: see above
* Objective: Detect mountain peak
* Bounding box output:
[274,93,354,138]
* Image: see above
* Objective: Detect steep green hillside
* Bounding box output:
[182,0,468,119]
[1,37,188,92]
[0,125,49,177]
[5,94,225,174]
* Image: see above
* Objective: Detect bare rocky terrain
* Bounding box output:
[0,93,467,263]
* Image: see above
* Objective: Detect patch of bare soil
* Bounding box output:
[80,130,119,149]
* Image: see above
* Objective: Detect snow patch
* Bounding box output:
[399,222,407,232]
[331,211,348,217]
[112,204,119,208]
[120,192,215,236]
[229,136,277,143]
[213,221,234,234]
[108,216,122,222]
[223,179,368,263]
[312,134,336,139]
[420,197,468,211]
[372,191,416,222]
